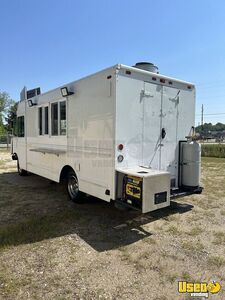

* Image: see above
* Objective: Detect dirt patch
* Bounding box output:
[0,150,225,299]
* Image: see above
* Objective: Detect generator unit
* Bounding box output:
[117,167,170,213]
[123,175,143,209]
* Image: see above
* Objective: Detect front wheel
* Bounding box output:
[17,161,27,176]
[66,170,83,203]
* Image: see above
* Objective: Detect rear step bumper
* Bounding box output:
[170,186,203,199]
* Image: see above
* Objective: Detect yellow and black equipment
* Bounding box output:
[123,175,142,209]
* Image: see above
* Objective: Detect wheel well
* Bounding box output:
[59,165,75,182]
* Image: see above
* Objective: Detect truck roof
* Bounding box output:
[118,64,195,86]
[19,63,195,101]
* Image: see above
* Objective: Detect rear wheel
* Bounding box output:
[66,170,83,203]
[17,161,27,176]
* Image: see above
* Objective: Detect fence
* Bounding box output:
[0,134,12,149]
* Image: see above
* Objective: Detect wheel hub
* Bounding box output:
[68,175,79,198]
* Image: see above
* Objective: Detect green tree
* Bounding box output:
[0,91,16,137]
[5,102,17,133]
[195,122,225,134]
[214,122,225,131]
[0,91,14,125]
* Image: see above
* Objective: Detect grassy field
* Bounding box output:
[0,149,225,299]
[201,143,225,158]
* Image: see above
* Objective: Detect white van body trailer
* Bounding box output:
[12,63,202,213]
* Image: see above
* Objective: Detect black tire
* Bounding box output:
[66,170,83,203]
[17,161,27,176]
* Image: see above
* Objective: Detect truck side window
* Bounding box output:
[60,101,66,135]
[17,116,24,137]
[39,107,42,135]
[44,106,49,135]
[51,102,58,135]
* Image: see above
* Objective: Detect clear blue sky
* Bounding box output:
[1,0,225,125]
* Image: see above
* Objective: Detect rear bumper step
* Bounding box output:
[170,186,203,199]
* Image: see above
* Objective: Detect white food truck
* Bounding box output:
[12,62,202,213]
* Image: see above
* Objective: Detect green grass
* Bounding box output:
[182,241,204,252]
[0,148,10,152]
[166,225,180,235]
[0,159,12,169]
[187,227,202,236]
[181,271,193,281]
[0,210,81,250]
[143,237,157,245]
[166,273,177,284]
[201,144,225,158]
[208,256,225,268]
[0,270,31,295]
[213,231,225,245]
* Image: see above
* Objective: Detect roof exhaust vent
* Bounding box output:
[133,62,159,73]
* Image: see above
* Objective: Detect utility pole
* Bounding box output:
[201,104,204,130]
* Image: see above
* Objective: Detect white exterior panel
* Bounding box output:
[115,75,144,168]
[142,82,162,169]
[13,66,117,201]
[115,66,196,190]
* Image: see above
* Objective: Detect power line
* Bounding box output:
[195,79,225,86]
[197,82,225,88]
[196,112,225,116]
[196,116,225,119]
[197,94,225,100]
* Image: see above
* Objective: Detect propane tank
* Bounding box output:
[181,141,201,188]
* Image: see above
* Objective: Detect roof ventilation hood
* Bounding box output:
[133,62,159,73]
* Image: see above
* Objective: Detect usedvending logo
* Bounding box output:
[178,280,221,298]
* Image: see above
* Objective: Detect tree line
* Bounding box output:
[195,122,225,134]
[0,91,17,135]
